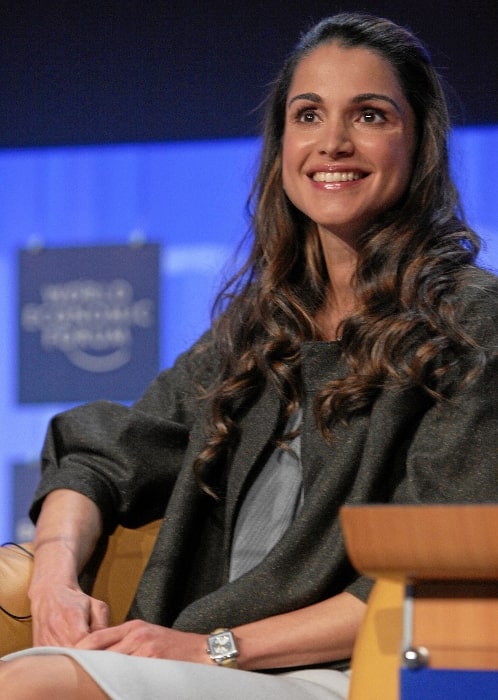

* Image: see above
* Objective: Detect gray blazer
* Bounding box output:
[32,268,498,646]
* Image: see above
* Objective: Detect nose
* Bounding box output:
[318,118,354,158]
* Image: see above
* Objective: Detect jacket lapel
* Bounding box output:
[224,382,280,543]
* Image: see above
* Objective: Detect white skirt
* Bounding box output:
[3,646,350,699]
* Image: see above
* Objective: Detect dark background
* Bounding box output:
[1,0,496,148]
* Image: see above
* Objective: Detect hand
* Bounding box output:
[29,581,109,647]
[28,490,108,647]
[75,620,207,663]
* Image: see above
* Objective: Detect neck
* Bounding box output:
[315,292,356,341]
[315,226,359,340]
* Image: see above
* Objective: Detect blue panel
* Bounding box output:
[401,668,498,699]
[0,129,497,542]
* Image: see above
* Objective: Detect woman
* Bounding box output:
[1,12,497,699]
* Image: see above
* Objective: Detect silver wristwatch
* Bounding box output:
[207,628,239,668]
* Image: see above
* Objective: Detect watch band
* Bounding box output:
[207,628,239,669]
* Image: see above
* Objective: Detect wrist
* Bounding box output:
[29,539,81,590]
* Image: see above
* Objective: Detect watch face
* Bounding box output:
[208,631,237,658]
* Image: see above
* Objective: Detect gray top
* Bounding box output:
[230,408,303,581]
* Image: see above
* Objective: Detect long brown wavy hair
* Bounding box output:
[193,13,485,492]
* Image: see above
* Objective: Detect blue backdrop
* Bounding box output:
[0,129,497,541]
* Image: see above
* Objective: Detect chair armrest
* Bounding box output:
[348,577,404,700]
[0,519,161,657]
[0,543,34,656]
[91,519,161,626]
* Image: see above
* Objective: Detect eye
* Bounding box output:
[358,107,387,124]
[295,107,319,123]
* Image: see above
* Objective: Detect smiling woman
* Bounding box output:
[281,42,417,339]
[1,12,497,700]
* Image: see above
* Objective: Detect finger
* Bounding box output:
[75,624,126,650]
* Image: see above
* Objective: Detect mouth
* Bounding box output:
[311,171,365,183]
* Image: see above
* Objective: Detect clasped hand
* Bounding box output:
[30,582,206,663]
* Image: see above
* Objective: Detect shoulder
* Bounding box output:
[157,329,219,384]
[458,265,498,301]
[133,329,219,421]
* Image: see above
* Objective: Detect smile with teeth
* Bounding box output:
[312,171,363,183]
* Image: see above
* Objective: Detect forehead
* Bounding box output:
[288,42,406,103]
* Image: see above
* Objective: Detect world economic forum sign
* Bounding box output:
[19,244,159,403]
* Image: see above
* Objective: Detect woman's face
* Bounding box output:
[282,42,416,245]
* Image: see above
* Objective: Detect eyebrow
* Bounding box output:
[287,91,402,114]
[353,93,402,114]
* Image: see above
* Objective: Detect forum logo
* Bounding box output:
[21,278,154,373]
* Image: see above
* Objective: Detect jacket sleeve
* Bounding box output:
[30,332,217,531]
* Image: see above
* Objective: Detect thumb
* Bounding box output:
[89,598,110,632]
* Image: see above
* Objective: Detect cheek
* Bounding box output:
[281,133,294,166]
[382,141,414,192]
[281,129,308,171]
[281,140,295,191]
[393,126,417,189]
[395,146,415,190]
